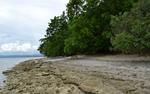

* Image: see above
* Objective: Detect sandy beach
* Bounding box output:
[0,55,150,94]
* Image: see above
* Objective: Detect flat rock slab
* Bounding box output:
[0,56,150,94]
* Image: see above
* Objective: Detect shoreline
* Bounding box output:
[0,55,150,94]
[0,57,43,87]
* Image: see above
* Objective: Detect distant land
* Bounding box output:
[0,51,43,58]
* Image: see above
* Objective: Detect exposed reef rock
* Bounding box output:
[0,55,150,94]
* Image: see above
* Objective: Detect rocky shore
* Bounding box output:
[0,55,150,94]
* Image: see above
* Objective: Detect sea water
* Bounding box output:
[0,56,42,86]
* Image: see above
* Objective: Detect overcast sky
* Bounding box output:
[0,0,68,54]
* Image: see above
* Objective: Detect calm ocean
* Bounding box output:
[0,56,42,86]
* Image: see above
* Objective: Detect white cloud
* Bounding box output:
[0,0,68,54]
[0,41,38,52]
[0,0,69,54]
[0,0,68,24]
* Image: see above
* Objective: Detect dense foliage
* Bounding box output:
[38,12,68,56]
[111,0,150,54]
[38,0,150,56]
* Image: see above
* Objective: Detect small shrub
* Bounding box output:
[112,32,135,54]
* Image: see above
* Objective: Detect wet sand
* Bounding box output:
[0,55,150,94]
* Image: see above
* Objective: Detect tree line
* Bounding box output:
[38,0,150,57]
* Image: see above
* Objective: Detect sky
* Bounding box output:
[0,0,68,55]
